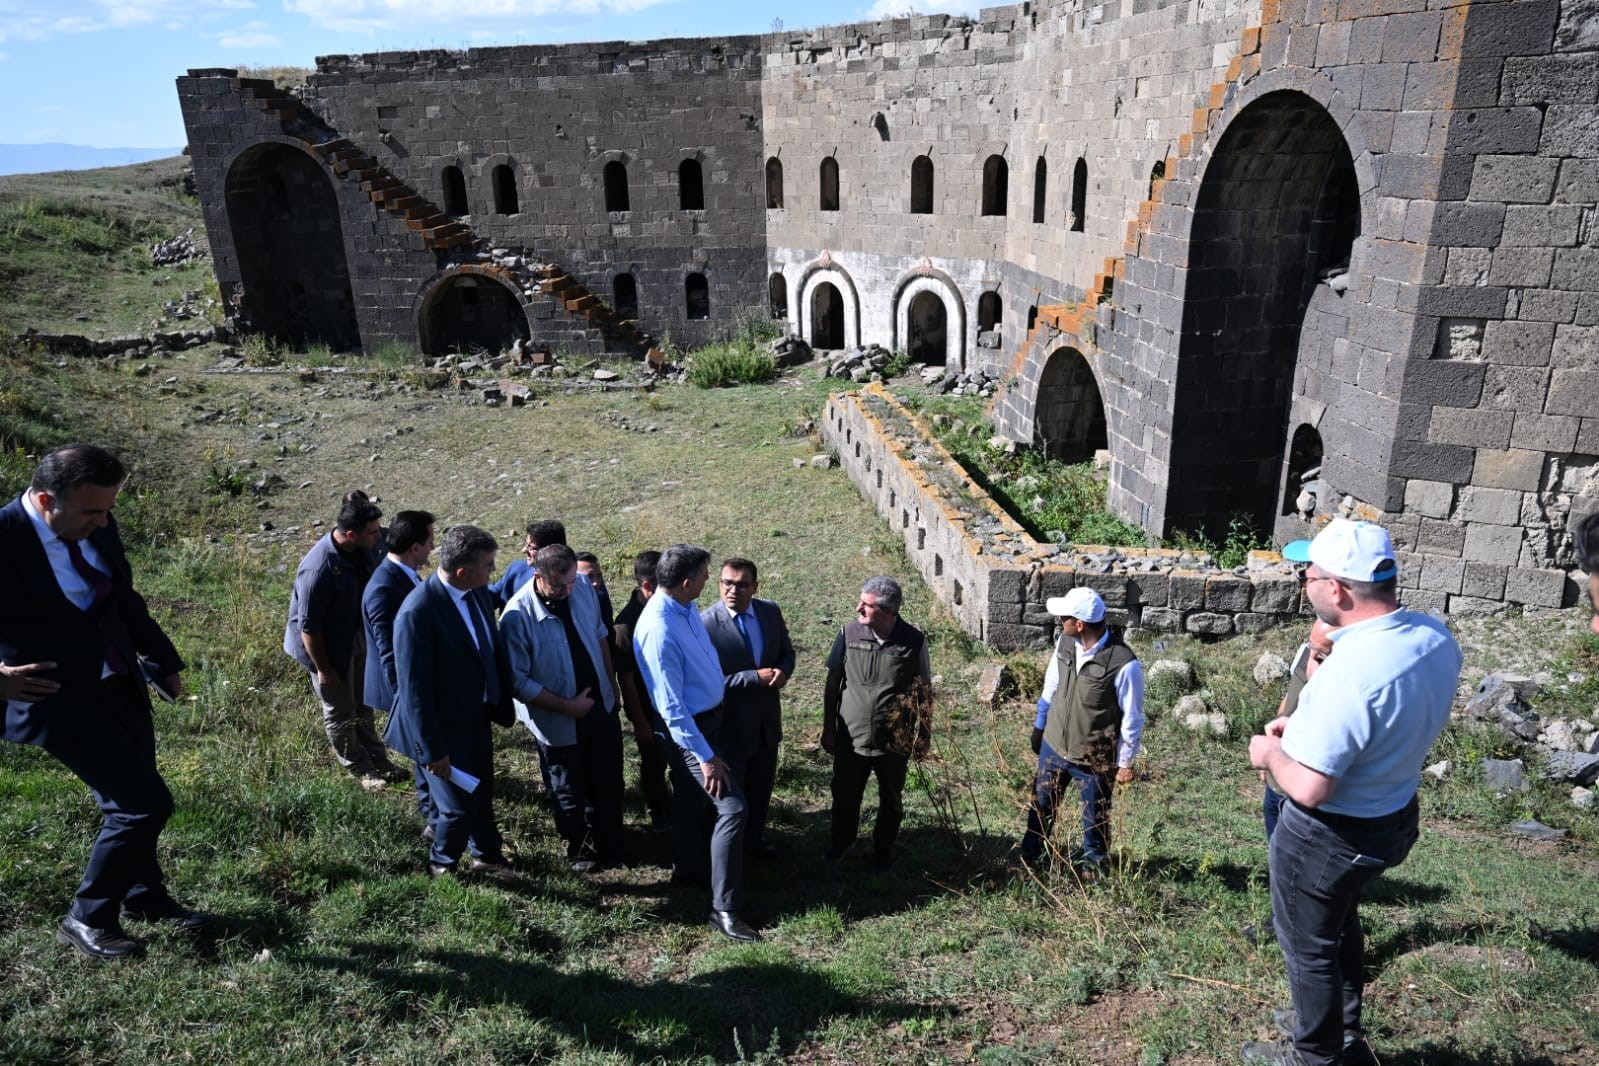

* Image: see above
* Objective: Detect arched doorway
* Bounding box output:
[1282,424,1325,517]
[811,283,844,349]
[1167,90,1362,539]
[1035,348,1108,463]
[907,291,947,366]
[768,273,788,320]
[224,143,360,350]
[418,274,529,356]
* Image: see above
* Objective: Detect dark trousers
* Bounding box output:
[1264,785,1284,840]
[1021,740,1115,863]
[829,742,908,858]
[739,738,779,850]
[1271,797,1419,1066]
[423,715,503,868]
[542,708,625,862]
[634,727,672,825]
[38,676,175,929]
[659,709,747,912]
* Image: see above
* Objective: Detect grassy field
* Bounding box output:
[0,163,1595,1065]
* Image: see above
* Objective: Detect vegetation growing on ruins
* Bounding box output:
[0,161,1594,1065]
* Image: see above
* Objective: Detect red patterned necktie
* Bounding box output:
[64,538,127,675]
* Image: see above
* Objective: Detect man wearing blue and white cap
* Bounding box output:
[1243,519,1461,1066]
[1019,587,1144,871]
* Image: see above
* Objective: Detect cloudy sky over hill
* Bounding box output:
[2,0,981,155]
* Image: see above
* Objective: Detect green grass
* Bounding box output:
[686,340,778,388]
[0,164,1595,1065]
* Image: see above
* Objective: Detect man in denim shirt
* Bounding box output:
[1245,520,1461,1066]
[502,543,622,871]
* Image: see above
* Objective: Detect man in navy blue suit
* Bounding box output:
[361,510,436,830]
[386,524,520,880]
[0,444,204,959]
[701,557,796,860]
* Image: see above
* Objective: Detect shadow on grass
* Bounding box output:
[1364,875,1450,907]
[296,938,939,1060]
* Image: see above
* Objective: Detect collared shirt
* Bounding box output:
[390,558,422,586]
[21,489,108,611]
[444,580,485,649]
[501,577,615,747]
[1282,607,1462,818]
[490,558,535,605]
[283,531,368,671]
[633,591,725,764]
[723,601,765,664]
[1033,628,1146,768]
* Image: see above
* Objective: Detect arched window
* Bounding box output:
[685,273,710,320]
[1070,157,1087,232]
[1032,157,1047,224]
[981,155,1007,217]
[1026,304,1038,334]
[491,164,518,215]
[765,156,784,209]
[978,292,1002,332]
[442,165,468,217]
[1149,158,1165,202]
[1283,424,1324,516]
[910,155,934,215]
[769,273,788,319]
[819,157,840,212]
[603,161,630,213]
[678,158,705,211]
[613,274,638,320]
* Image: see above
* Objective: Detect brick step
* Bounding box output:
[389,195,425,213]
[565,294,599,313]
[539,275,577,295]
[358,176,401,194]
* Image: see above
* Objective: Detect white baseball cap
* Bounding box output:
[1282,518,1398,583]
[1046,587,1106,622]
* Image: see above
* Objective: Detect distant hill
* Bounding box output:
[0,143,183,177]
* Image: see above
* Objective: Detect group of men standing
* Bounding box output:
[0,436,1480,1066]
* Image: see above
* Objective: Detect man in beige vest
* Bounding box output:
[1019,588,1144,871]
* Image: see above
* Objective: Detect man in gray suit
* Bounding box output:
[701,557,795,860]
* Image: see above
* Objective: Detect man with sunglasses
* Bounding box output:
[1243,519,1461,1066]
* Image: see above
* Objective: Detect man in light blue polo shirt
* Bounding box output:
[633,543,756,943]
[1244,519,1461,1066]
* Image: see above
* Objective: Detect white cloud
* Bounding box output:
[0,0,191,43]
[217,18,280,48]
[862,0,981,19]
[217,0,257,8]
[284,0,671,34]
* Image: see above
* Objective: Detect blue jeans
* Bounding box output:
[1270,797,1419,1066]
[1021,740,1115,863]
[1263,786,1283,840]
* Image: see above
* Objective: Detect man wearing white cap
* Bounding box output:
[1243,519,1461,1066]
[1019,587,1144,871]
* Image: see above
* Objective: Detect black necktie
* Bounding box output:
[65,538,127,675]
[467,594,501,705]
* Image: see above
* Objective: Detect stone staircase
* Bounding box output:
[218,72,662,360]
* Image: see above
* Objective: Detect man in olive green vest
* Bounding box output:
[821,575,933,867]
[1020,587,1144,870]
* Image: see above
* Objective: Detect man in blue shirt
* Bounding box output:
[1245,519,1462,1066]
[633,543,756,942]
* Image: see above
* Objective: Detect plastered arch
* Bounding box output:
[797,262,861,350]
[890,270,965,370]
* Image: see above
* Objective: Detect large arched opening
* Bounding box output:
[907,292,947,366]
[810,283,845,350]
[224,143,360,350]
[417,272,529,356]
[1035,347,1108,463]
[1166,90,1362,539]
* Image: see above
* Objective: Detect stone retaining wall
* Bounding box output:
[824,384,1306,650]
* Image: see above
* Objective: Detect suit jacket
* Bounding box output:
[385,574,511,768]
[701,598,795,760]
[0,493,183,746]
[361,557,420,714]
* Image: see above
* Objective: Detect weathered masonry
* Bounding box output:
[177,0,1599,614]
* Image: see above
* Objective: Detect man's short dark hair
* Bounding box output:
[387,510,434,554]
[721,557,758,584]
[32,444,126,497]
[575,551,599,566]
[535,543,577,575]
[526,519,567,549]
[633,550,661,586]
[438,525,497,573]
[1577,513,1599,574]
[336,497,383,533]
[656,544,711,589]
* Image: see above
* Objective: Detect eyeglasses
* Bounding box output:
[720,579,753,590]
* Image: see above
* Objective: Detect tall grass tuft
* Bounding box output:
[687,342,777,388]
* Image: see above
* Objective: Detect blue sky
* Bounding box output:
[2,0,979,148]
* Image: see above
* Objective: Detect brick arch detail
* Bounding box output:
[412,263,531,354]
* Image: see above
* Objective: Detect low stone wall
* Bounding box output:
[823,385,1306,650]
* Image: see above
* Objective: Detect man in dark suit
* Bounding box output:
[361,510,436,829]
[0,444,204,959]
[701,557,796,860]
[385,524,520,880]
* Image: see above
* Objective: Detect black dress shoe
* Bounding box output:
[57,915,142,960]
[121,897,209,932]
[427,862,456,880]
[708,909,760,943]
[421,824,436,843]
[469,857,525,883]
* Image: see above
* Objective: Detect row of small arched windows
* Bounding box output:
[607,272,710,321]
[439,160,708,217]
[765,154,1105,231]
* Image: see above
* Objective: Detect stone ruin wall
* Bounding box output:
[176,0,1599,619]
